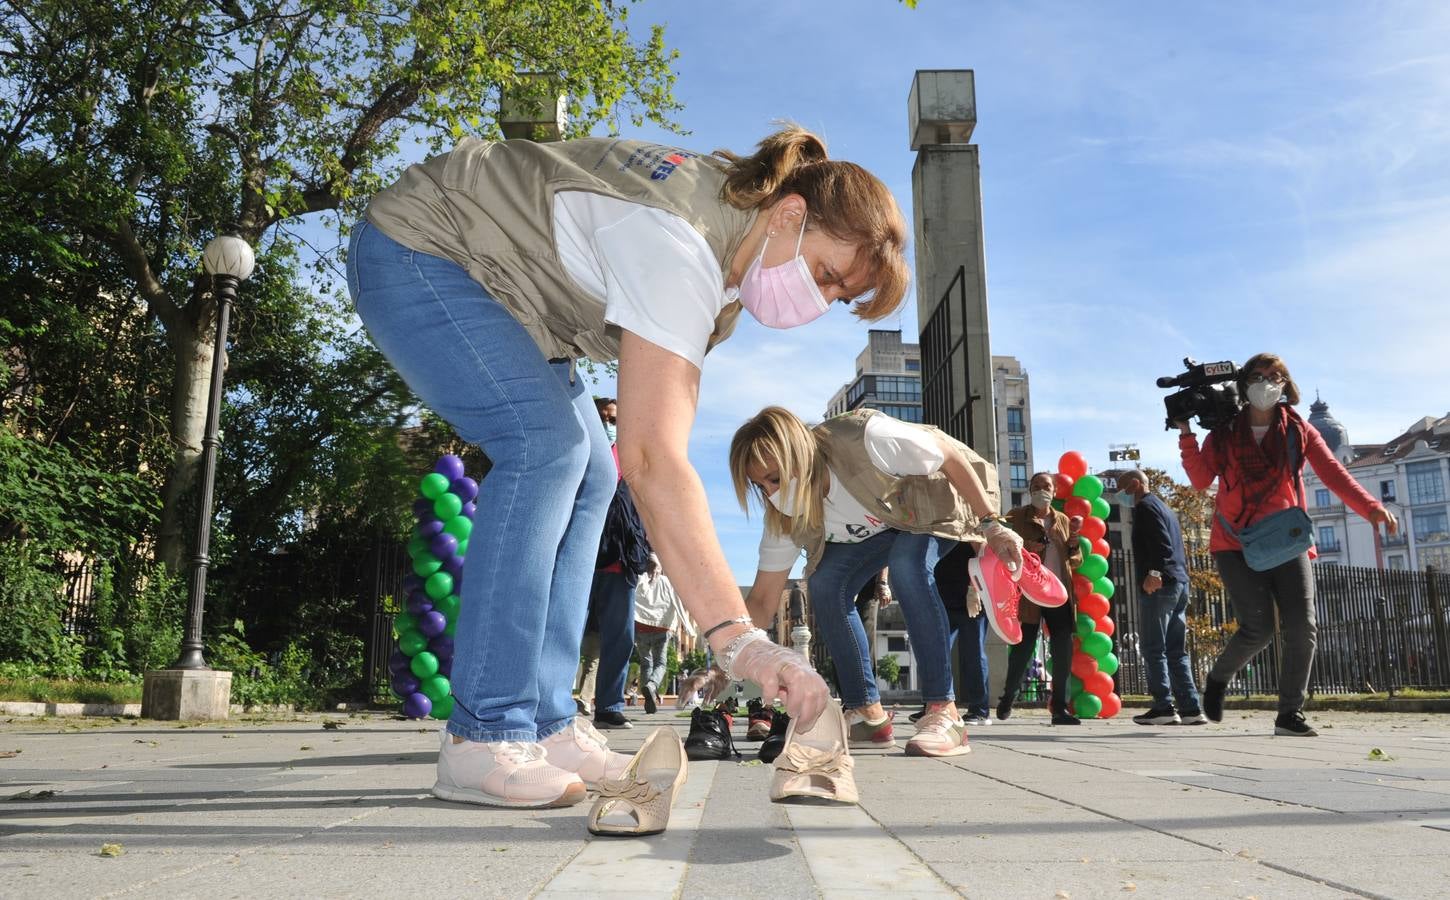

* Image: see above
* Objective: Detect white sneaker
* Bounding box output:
[964,715,992,727]
[905,709,972,758]
[540,718,631,787]
[433,735,586,809]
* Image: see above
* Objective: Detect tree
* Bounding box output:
[875,653,901,689]
[2,0,683,573]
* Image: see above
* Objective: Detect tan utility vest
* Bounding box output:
[365,138,757,362]
[791,408,999,576]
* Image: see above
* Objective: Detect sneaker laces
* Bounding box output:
[915,709,963,737]
[572,717,609,748]
[489,740,547,765]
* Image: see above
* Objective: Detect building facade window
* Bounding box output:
[1006,407,1025,434]
[1315,488,1331,507]
[874,376,921,403]
[1318,525,1338,550]
[1420,545,1450,572]
[1407,461,1446,506]
[1380,480,1397,502]
[877,404,923,423]
[1009,435,1027,462]
[1010,464,1028,490]
[1387,555,1406,570]
[904,358,921,372]
[1412,508,1449,544]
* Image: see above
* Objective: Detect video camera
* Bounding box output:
[1156,357,1240,431]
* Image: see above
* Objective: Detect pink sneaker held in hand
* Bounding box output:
[969,548,1023,645]
[1016,549,1069,608]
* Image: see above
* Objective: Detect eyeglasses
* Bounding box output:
[1246,372,1287,386]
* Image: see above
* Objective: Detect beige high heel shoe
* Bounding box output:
[586,725,687,836]
[769,699,858,804]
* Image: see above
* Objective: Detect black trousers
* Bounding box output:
[1000,601,1075,714]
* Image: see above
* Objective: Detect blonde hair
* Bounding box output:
[714,125,910,322]
[728,407,829,539]
[1238,352,1302,406]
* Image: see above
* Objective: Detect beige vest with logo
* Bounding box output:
[365,138,757,362]
[792,408,999,576]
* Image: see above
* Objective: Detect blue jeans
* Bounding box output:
[808,529,957,709]
[589,570,636,713]
[347,221,616,743]
[1138,580,1202,712]
[945,608,989,719]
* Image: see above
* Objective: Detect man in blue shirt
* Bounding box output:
[1119,470,1205,725]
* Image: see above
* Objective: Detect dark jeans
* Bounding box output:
[589,570,636,714]
[1001,601,1075,714]
[1138,580,1201,712]
[1210,551,1315,714]
[945,608,989,719]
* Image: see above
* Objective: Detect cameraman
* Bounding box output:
[1177,353,1398,737]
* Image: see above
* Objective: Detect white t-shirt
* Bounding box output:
[552,191,736,369]
[756,415,947,572]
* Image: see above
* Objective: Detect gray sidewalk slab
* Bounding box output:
[1,709,1448,898]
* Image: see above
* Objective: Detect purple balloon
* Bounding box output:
[434,455,466,482]
[401,573,423,593]
[428,635,454,660]
[402,692,433,718]
[416,518,444,539]
[418,610,448,638]
[391,673,420,696]
[388,650,410,675]
[442,555,464,577]
[450,477,479,502]
[461,501,477,519]
[429,532,459,559]
[412,498,433,518]
[438,657,453,678]
[406,595,434,616]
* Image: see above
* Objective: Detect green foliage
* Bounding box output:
[208,619,363,709]
[0,543,83,673]
[682,648,709,674]
[876,653,902,688]
[85,562,185,678]
[664,641,681,686]
[0,670,143,705]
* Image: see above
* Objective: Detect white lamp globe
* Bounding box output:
[202,235,256,281]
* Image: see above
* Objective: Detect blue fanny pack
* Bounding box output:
[1218,424,1314,572]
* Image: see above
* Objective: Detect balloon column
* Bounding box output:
[1052,451,1122,719]
[389,454,478,720]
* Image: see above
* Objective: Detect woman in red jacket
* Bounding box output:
[1178,353,1398,736]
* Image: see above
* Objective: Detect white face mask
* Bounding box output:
[603,423,617,444]
[767,478,800,516]
[1030,489,1054,509]
[1247,381,1283,411]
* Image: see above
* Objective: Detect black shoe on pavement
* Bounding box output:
[746,698,774,741]
[1274,710,1318,737]
[594,709,632,730]
[685,706,740,761]
[758,709,791,763]
[1203,676,1227,723]
[642,684,659,715]
[907,706,928,724]
[1132,706,1181,726]
[1051,711,1081,726]
[996,697,1014,721]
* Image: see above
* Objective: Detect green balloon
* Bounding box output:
[420,675,451,703]
[1091,496,1112,519]
[1098,652,1120,676]
[1072,474,1104,501]
[410,651,439,679]
[406,535,427,559]
[429,694,455,720]
[425,570,454,601]
[398,630,428,657]
[1051,498,1066,512]
[419,472,451,500]
[443,516,474,540]
[1074,692,1103,718]
[444,619,457,637]
[412,555,442,578]
[1075,613,1097,639]
[456,538,469,558]
[1068,674,1084,696]
[1077,536,1091,558]
[394,612,417,636]
[434,593,461,620]
[433,492,463,520]
[1082,632,1112,659]
[1077,553,1109,581]
[1094,576,1116,600]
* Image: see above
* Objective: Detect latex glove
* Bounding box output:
[698,666,732,705]
[982,520,1024,574]
[728,639,827,730]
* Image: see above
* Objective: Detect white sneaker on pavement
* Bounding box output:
[433,734,586,809]
[905,709,972,758]
[540,717,632,787]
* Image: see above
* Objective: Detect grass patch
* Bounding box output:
[0,677,143,705]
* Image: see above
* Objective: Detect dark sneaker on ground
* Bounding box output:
[746,698,775,741]
[642,684,659,715]
[1051,711,1082,726]
[1203,676,1227,723]
[996,697,1014,721]
[1132,706,1181,726]
[685,706,739,761]
[758,709,791,763]
[907,706,927,724]
[845,709,897,749]
[593,709,632,730]
[1274,711,1318,737]
[1178,709,1209,725]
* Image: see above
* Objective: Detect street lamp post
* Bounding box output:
[172,235,255,669]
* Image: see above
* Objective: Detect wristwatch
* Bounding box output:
[1148,569,1162,579]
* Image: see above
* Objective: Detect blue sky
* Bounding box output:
[572,1,1450,583]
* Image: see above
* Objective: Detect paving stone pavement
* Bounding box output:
[1,707,1448,899]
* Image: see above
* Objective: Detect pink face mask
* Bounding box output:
[738,214,831,329]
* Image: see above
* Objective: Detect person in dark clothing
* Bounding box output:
[1118,469,1204,726]
[931,547,992,725]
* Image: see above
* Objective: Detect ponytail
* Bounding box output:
[715,125,829,209]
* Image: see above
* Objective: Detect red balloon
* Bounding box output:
[1058,451,1089,480]
[1080,516,1107,542]
[1072,574,1094,600]
[1100,692,1123,718]
[1072,635,1082,653]
[1092,537,1112,558]
[1053,473,1075,499]
[1079,592,1109,619]
[1064,497,1092,520]
[1096,615,1116,637]
[1070,652,1099,680]
[1086,671,1115,699]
